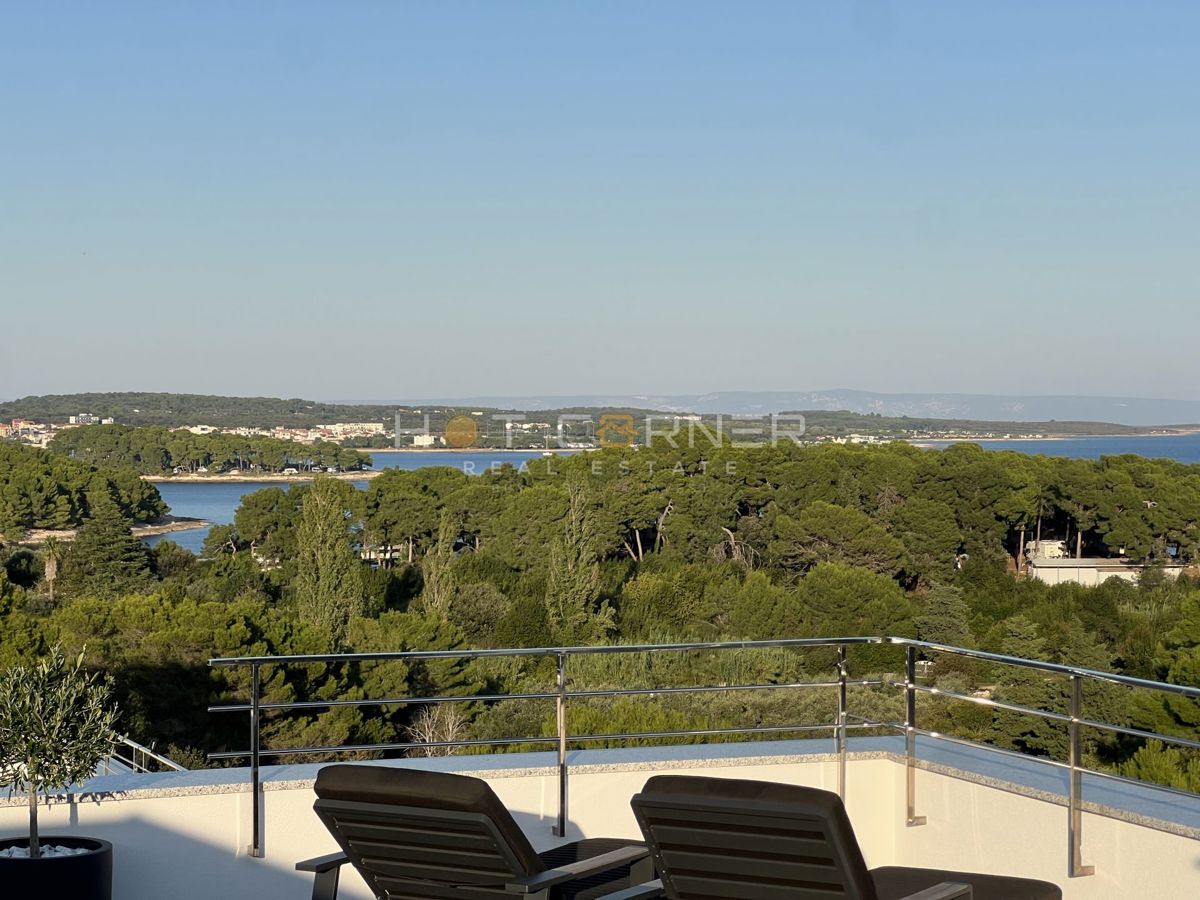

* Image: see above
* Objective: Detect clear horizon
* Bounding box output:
[3,3,1198,401]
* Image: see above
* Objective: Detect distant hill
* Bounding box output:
[417,390,1200,428]
[796,410,1143,437]
[0,392,663,431]
[3,390,1195,434]
[0,393,401,428]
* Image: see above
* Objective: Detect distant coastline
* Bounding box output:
[142,470,380,484]
[135,434,1200,478]
[370,447,579,454]
[139,448,571,483]
[23,515,211,545]
[910,428,1200,449]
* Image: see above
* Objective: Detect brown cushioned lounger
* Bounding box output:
[296,763,657,900]
[628,775,1061,900]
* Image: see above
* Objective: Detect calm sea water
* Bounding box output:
[366,449,568,473]
[918,433,1200,464]
[144,450,562,553]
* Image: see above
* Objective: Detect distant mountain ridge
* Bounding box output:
[416,390,1200,428]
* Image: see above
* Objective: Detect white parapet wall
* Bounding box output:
[1,739,1197,900]
[898,764,1200,899]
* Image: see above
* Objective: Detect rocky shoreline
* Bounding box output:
[23,516,211,544]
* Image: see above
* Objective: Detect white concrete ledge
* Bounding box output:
[9,736,1198,840]
[3,737,1199,900]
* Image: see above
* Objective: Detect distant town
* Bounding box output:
[0,410,1086,454]
[0,416,388,450]
[0,389,1189,455]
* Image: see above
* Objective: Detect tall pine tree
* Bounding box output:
[544,482,614,645]
[294,478,365,650]
[61,491,153,599]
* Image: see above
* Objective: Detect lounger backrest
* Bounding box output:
[631,775,878,900]
[313,764,546,899]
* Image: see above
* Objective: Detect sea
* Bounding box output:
[916,433,1200,463]
[144,437,1200,554]
[143,450,563,553]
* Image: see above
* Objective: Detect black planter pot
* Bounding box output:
[0,835,113,900]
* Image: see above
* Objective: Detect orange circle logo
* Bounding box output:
[445,415,479,448]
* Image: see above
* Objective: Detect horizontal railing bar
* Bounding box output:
[208,636,886,667]
[208,680,886,715]
[907,725,1200,817]
[906,726,1072,772]
[891,638,1200,699]
[208,690,561,714]
[208,721,886,761]
[532,679,883,701]
[531,637,886,655]
[895,681,1200,751]
[1073,717,1200,752]
[209,647,561,667]
[207,735,560,760]
[209,636,1200,700]
[889,680,1076,725]
[1067,761,1200,804]
[569,723,880,743]
[844,715,892,729]
[117,735,188,772]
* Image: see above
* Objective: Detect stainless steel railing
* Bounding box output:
[101,735,188,776]
[207,636,1200,878]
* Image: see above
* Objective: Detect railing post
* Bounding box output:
[905,646,926,826]
[835,645,848,802]
[249,663,263,858]
[555,652,569,838]
[1068,675,1094,877]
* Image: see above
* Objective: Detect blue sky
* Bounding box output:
[2,2,1197,402]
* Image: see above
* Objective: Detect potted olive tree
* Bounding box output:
[0,647,118,900]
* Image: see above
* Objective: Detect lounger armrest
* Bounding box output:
[297,852,351,900]
[295,851,350,873]
[507,845,651,894]
[597,879,665,899]
[901,883,972,900]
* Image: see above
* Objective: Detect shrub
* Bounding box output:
[0,648,118,858]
